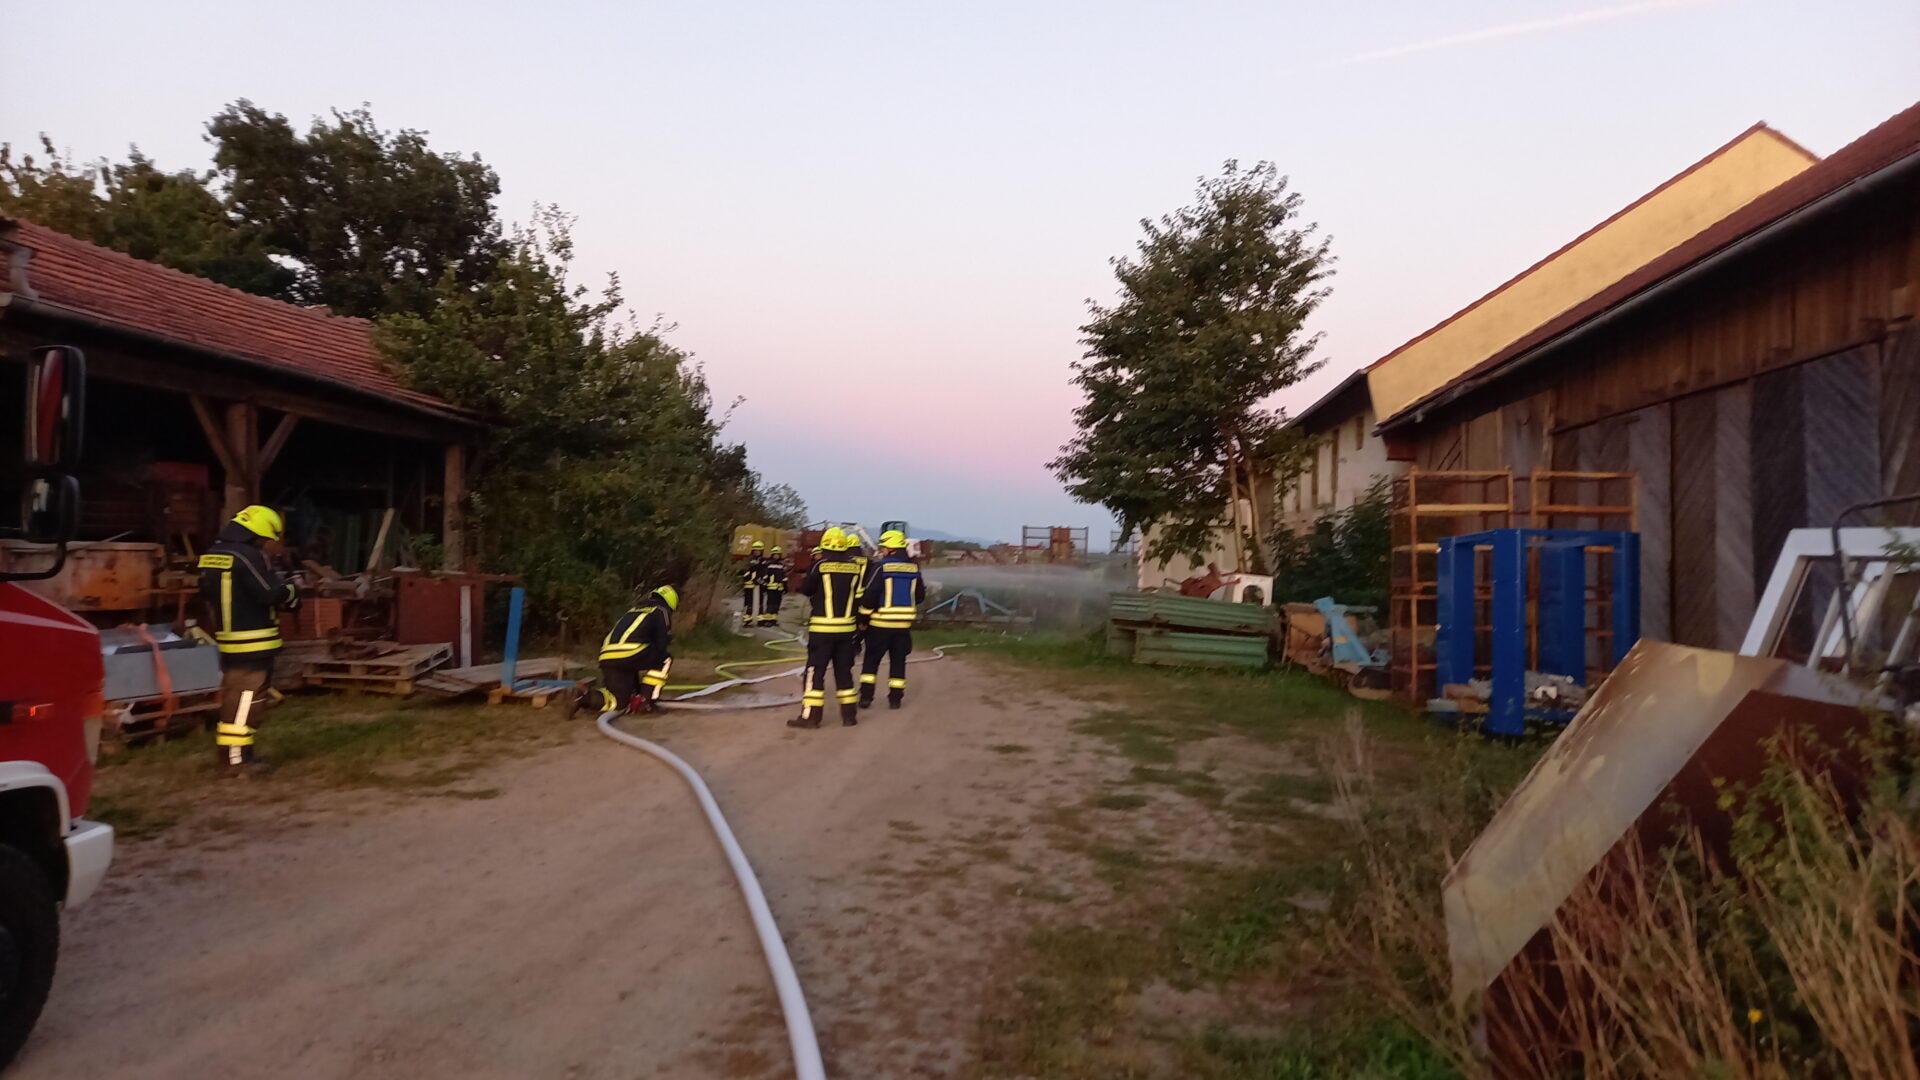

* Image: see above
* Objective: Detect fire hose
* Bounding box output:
[593,632,969,1079]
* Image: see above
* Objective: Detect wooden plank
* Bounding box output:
[1751,364,1807,595]
[364,508,396,573]
[1882,325,1920,526]
[1713,381,1755,651]
[443,445,467,571]
[1802,346,1882,533]
[1670,393,1717,647]
[1629,403,1671,644]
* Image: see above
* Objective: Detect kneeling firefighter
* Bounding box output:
[789,528,863,729]
[197,505,301,771]
[859,530,924,709]
[593,585,679,714]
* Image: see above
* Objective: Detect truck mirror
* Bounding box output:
[25,345,86,471]
[4,474,80,581]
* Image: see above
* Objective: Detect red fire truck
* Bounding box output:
[0,346,113,1066]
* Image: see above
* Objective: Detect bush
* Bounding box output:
[1270,476,1391,610]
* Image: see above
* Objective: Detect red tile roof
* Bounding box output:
[1385,99,1920,427]
[2,216,472,422]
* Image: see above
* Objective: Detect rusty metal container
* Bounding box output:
[0,541,163,611]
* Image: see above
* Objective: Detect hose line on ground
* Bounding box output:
[596,710,828,1080]
[592,637,971,1080]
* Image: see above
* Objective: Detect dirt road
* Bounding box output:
[11,653,1113,1080]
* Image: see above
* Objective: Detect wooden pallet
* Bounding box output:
[417,658,566,698]
[300,642,452,684]
[304,676,422,696]
[487,676,588,710]
[107,687,223,744]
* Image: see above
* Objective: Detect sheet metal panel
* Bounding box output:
[1801,345,1882,530]
[1750,363,1807,593]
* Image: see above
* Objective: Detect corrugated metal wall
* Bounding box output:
[1883,325,1920,525]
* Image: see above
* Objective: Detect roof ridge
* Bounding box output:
[5,214,373,330]
[1366,120,1816,372]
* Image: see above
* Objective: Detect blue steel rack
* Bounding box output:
[1434,528,1640,737]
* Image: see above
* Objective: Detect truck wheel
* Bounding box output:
[0,843,58,1069]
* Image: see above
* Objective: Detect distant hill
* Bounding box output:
[914,527,998,546]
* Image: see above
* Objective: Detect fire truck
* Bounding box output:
[0,346,114,1067]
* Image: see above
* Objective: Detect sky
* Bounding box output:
[4,1,1917,546]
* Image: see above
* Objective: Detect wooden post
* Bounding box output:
[443,444,467,571]
[217,399,259,518]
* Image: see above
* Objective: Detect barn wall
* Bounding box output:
[1401,174,1920,646]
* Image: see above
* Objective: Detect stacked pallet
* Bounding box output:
[1106,591,1274,670]
[295,642,453,696]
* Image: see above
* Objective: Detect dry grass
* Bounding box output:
[1334,713,1920,1080]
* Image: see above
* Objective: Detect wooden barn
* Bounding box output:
[1374,101,1920,685]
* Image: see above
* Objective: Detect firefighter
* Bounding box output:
[197,504,300,772]
[761,546,787,626]
[591,584,678,715]
[859,530,924,710]
[740,541,768,628]
[789,527,863,729]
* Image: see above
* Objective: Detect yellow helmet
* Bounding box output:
[233,504,285,542]
[879,529,907,549]
[819,527,851,552]
[651,584,680,611]
[770,546,782,556]
[751,541,765,551]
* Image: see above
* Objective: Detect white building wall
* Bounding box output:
[1277,407,1404,535]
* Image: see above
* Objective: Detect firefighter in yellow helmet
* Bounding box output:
[587,585,679,716]
[760,546,787,626]
[858,529,924,710]
[196,505,300,772]
[740,541,768,628]
[789,528,863,728]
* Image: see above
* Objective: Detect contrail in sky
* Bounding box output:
[1333,0,1718,66]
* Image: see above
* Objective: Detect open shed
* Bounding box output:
[0,215,483,594]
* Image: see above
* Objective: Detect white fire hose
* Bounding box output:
[594,641,968,1079]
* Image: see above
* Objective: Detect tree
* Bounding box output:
[1051,160,1332,572]
[0,137,292,296]
[759,483,809,530]
[1270,476,1392,610]
[378,208,781,627]
[209,101,503,317]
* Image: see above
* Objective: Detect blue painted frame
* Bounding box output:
[1434,528,1640,736]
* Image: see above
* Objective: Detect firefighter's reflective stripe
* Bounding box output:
[599,607,657,661]
[197,553,234,569]
[860,673,878,685]
[803,689,825,706]
[217,690,257,747]
[870,607,917,629]
[642,657,672,689]
[599,687,620,712]
[215,627,280,642]
[835,688,859,704]
[888,678,906,690]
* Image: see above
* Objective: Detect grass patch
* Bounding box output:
[1091,792,1150,811]
[989,743,1032,755]
[89,691,579,838]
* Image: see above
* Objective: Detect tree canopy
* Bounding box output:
[209,102,504,317]
[1051,161,1331,571]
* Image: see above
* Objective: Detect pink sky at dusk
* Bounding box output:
[5,0,1917,545]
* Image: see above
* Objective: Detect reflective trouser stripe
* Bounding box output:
[889,678,906,689]
[642,670,669,688]
[860,673,877,685]
[217,690,257,748]
[600,688,619,712]
[836,689,859,704]
[601,645,644,660]
[216,627,280,641]
[218,638,282,654]
[870,618,916,629]
[803,691,825,705]
[809,619,855,632]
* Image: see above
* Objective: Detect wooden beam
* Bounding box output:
[189,395,242,481]
[365,507,396,573]
[442,444,467,572]
[256,412,300,487]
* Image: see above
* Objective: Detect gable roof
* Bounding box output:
[1383,99,1920,429]
[1286,368,1371,434]
[0,216,474,424]
[1365,123,1818,422]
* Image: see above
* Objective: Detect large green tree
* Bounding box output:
[209,101,503,317]
[378,209,774,626]
[0,137,292,295]
[1052,160,1332,571]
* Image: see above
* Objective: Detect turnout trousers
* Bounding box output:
[859,627,912,706]
[215,658,275,768]
[799,631,859,724]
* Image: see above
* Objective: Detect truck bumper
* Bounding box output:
[63,818,113,906]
